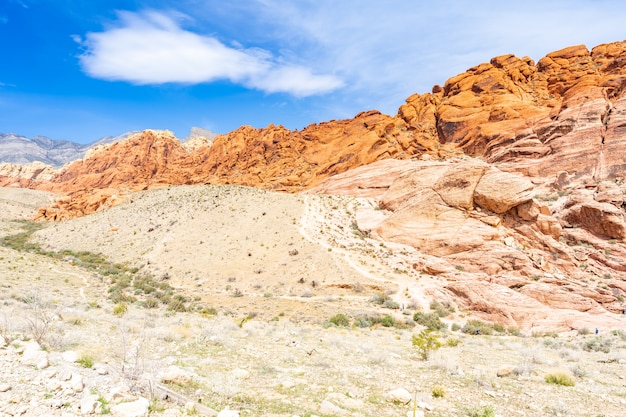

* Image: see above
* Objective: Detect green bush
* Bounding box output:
[545,372,575,386]
[582,337,612,353]
[381,315,395,327]
[432,385,445,398]
[328,313,350,327]
[412,330,442,360]
[460,320,519,336]
[77,354,94,369]
[430,300,454,317]
[113,302,128,317]
[353,316,372,328]
[465,405,495,417]
[370,292,391,305]
[413,312,446,331]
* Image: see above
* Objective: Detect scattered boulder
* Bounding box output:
[110,397,150,417]
[386,387,412,404]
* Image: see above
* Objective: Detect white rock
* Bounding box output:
[386,388,412,404]
[217,408,240,417]
[70,373,85,393]
[80,395,99,415]
[111,397,150,417]
[0,383,11,392]
[319,400,346,416]
[160,365,194,385]
[20,341,49,368]
[230,368,250,380]
[417,401,433,411]
[94,364,109,375]
[62,350,80,363]
[280,379,296,389]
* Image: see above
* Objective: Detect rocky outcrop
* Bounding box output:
[0,161,57,185]
[312,157,626,330]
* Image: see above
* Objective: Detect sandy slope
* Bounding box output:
[1,186,626,416]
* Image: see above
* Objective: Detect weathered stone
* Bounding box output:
[319,400,347,416]
[111,397,150,417]
[473,168,534,213]
[385,388,412,404]
[80,394,99,415]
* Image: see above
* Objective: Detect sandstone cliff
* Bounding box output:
[3,40,626,330]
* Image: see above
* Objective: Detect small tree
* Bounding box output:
[412,330,442,360]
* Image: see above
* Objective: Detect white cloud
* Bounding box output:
[79,10,342,96]
[210,0,626,114]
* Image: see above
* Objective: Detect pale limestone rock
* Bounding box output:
[111,397,150,417]
[0,383,11,392]
[20,341,49,369]
[160,365,194,385]
[319,400,346,416]
[385,387,412,404]
[217,409,240,417]
[80,394,99,415]
[62,350,79,363]
[70,373,85,393]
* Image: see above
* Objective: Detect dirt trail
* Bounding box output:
[299,193,444,311]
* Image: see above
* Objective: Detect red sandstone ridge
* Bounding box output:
[5,40,623,220]
[2,40,626,331]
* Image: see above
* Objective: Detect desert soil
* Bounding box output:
[0,185,625,417]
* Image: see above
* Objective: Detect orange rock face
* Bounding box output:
[4,41,626,331]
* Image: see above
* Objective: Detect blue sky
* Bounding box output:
[1,0,625,144]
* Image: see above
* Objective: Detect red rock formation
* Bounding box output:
[4,40,626,330]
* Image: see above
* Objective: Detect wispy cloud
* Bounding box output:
[78,10,342,97]
[205,0,626,113]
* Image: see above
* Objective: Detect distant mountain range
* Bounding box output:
[0,127,216,167]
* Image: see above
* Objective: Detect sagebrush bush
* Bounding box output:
[328,313,350,327]
[582,337,612,353]
[413,312,446,331]
[545,372,575,386]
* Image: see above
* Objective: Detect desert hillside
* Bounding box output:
[2,41,626,332]
[1,186,626,417]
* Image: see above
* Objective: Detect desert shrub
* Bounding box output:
[611,329,626,341]
[142,297,159,309]
[353,316,372,328]
[370,292,391,305]
[77,354,94,369]
[382,299,400,309]
[570,365,587,378]
[582,337,612,353]
[465,405,495,417]
[413,312,446,331]
[394,318,416,329]
[545,372,575,386]
[113,302,128,317]
[167,298,187,313]
[446,337,461,347]
[432,385,446,398]
[451,323,461,332]
[577,327,591,335]
[328,313,350,327]
[462,320,496,335]
[200,307,217,316]
[430,300,454,317]
[380,315,395,327]
[507,327,521,336]
[412,330,442,360]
